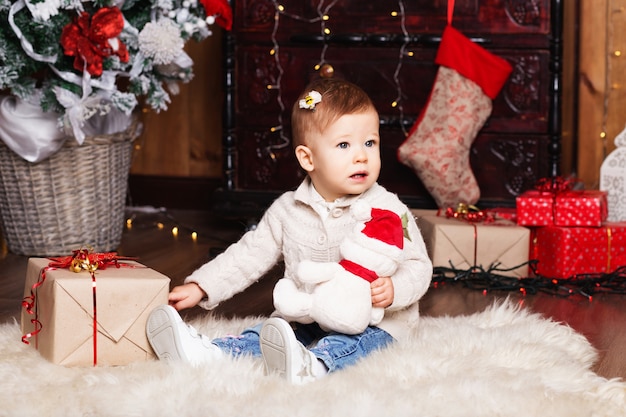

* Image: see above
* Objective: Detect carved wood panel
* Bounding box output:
[235,46,550,133]
[220,0,562,209]
[237,0,550,38]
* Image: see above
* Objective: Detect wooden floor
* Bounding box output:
[1,209,625,381]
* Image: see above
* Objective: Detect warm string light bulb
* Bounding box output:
[171,226,197,240]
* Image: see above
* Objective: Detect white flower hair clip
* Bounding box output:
[299,90,322,110]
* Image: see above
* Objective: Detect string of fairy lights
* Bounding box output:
[595,1,625,166]
[124,206,242,247]
[432,262,626,300]
[264,0,412,157]
[391,0,411,136]
[125,207,200,242]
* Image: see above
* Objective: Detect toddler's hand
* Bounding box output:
[168,282,206,311]
[371,276,394,308]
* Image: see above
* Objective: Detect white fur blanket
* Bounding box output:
[1,301,624,417]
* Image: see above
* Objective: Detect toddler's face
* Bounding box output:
[304,108,381,202]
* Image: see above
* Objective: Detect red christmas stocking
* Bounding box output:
[398,25,512,208]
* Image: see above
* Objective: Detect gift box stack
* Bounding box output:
[516,177,626,279]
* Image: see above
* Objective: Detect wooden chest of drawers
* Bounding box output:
[216,0,564,213]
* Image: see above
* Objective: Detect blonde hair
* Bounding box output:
[291,78,376,148]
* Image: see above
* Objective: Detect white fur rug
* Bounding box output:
[1,301,625,417]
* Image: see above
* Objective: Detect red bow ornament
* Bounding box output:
[47,249,136,271]
[533,176,577,194]
[442,203,494,223]
[60,7,129,77]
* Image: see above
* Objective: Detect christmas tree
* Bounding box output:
[0,0,231,138]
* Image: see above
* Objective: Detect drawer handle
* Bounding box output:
[289,33,490,46]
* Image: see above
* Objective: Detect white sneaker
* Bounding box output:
[260,317,317,385]
[146,305,221,365]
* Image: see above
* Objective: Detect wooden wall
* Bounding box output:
[130,30,224,178]
[130,3,626,193]
[577,0,626,188]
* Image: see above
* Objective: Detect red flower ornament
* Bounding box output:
[60,7,129,77]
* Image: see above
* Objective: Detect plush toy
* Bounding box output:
[273,201,406,335]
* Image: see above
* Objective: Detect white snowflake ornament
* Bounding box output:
[600,125,626,221]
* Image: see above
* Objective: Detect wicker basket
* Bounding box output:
[0,119,140,256]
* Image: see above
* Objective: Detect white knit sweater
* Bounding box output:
[185,178,433,341]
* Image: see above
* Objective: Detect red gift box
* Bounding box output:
[516,190,554,226]
[517,190,608,227]
[532,223,626,278]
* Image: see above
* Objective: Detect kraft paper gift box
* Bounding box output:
[531,223,626,279]
[412,209,530,278]
[20,257,170,366]
[516,189,608,227]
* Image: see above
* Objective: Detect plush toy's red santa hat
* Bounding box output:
[361,208,404,251]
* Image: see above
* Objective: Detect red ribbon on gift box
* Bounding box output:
[438,203,495,270]
[534,176,576,223]
[21,249,136,366]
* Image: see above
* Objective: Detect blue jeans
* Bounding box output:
[211,321,395,372]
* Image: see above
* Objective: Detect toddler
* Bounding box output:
[146,78,433,384]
